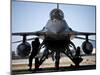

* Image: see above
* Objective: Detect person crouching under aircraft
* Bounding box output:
[28,38,40,70]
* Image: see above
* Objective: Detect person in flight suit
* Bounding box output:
[28,38,40,70]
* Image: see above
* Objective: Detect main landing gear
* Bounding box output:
[33,41,83,70]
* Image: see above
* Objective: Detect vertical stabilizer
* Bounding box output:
[57,3,59,9]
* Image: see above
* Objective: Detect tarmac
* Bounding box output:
[12,54,96,74]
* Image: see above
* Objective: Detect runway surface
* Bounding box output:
[12,54,96,74]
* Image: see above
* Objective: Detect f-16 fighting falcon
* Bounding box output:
[12,3,96,70]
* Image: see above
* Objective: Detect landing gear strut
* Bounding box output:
[55,51,60,70]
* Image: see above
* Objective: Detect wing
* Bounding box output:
[75,36,95,41]
[12,31,46,36]
[75,32,96,35]
[12,31,46,43]
[63,31,96,36]
[63,31,96,41]
[12,37,35,43]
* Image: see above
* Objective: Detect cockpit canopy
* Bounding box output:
[50,9,64,20]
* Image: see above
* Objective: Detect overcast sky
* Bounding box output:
[12,0,96,52]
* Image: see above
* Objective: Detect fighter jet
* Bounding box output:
[12,4,96,69]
